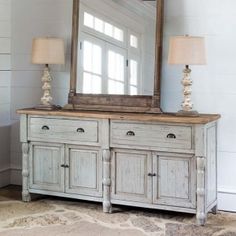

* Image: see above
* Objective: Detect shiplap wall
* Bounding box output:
[162,0,236,211]
[10,0,72,184]
[0,0,11,187]
[8,0,236,211]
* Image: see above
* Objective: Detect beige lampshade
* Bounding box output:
[168,36,206,65]
[32,37,65,65]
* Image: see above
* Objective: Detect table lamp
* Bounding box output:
[168,35,206,116]
[32,37,65,110]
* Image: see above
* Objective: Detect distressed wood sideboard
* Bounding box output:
[17,109,220,225]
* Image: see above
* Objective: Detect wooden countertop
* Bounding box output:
[17,108,220,124]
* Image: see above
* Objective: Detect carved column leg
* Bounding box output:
[196,156,206,225]
[102,149,112,213]
[22,143,31,202]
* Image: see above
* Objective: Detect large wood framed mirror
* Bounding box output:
[65,0,164,113]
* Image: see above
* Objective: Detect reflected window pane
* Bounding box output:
[92,44,102,74]
[130,60,138,86]
[108,50,124,82]
[83,41,92,72]
[130,35,138,48]
[94,17,103,33]
[114,27,124,42]
[83,72,102,94]
[108,51,116,79]
[84,12,94,28]
[83,11,124,42]
[130,85,138,95]
[108,80,124,95]
[105,23,113,37]
[83,41,102,75]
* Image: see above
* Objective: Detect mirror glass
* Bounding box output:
[76,0,156,96]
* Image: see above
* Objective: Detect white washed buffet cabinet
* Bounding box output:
[18,109,220,225]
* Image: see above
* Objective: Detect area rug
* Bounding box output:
[0,186,236,236]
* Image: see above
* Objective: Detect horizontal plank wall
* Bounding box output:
[0,0,11,187]
[162,0,236,211]
[10,0,72,184]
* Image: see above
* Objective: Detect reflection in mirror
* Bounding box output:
[76,0,156,96]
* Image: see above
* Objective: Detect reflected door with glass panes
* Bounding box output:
[78,9,141,95]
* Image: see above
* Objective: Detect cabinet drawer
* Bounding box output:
[29,117,99,144]
[111,121,193,150]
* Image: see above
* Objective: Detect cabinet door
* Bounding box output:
[65,145,102,197]
[111,149,152,203]
[29,142,64,192]
[153,154,196,208]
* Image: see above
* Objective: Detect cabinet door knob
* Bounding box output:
[77,128,85,133]
[126,131,135,136]
[42,125,50,131]
[166,133,176,139]
[61,164,65,168]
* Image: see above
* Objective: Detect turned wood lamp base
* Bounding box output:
[36,64,60,111]
[177,65,200,117]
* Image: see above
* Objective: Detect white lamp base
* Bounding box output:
[178,65,199,116]
[36,65,56,110]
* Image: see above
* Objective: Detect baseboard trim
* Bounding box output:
[0,168,10,187]
[218,188,236,195]
[10,167,22,186]
[218,188,236,212]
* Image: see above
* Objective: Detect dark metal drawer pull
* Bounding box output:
[167,133,176,139]
[77,128,85,133]
[61,164,69,168]
[148,173,157,177]
[42,125,50,131]
[126,131,135,136]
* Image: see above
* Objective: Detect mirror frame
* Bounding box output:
[65,0,164,113]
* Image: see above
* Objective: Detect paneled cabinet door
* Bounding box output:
[65,145,102,197]
[29,142,64,192]
[111,149,152,203]
[153,153,196,208]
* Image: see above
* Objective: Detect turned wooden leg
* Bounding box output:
[22,143,31,202]
[196,156,206,226]
[103,149,112,213]
[196,213,207,226]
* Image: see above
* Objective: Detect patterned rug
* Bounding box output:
[0,186,236,236]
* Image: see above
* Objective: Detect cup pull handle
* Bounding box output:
[167,133,176,139]
[126,131,135,136]
[42,125,50,131]
[77,128,85,133]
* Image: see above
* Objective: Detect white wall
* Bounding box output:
[0,0,11,187]
[162,0,236,211]
[7,0,236,211]
[10,0,72,184]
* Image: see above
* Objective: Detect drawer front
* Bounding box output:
[111,121,193,150]
[29,117,99,143]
